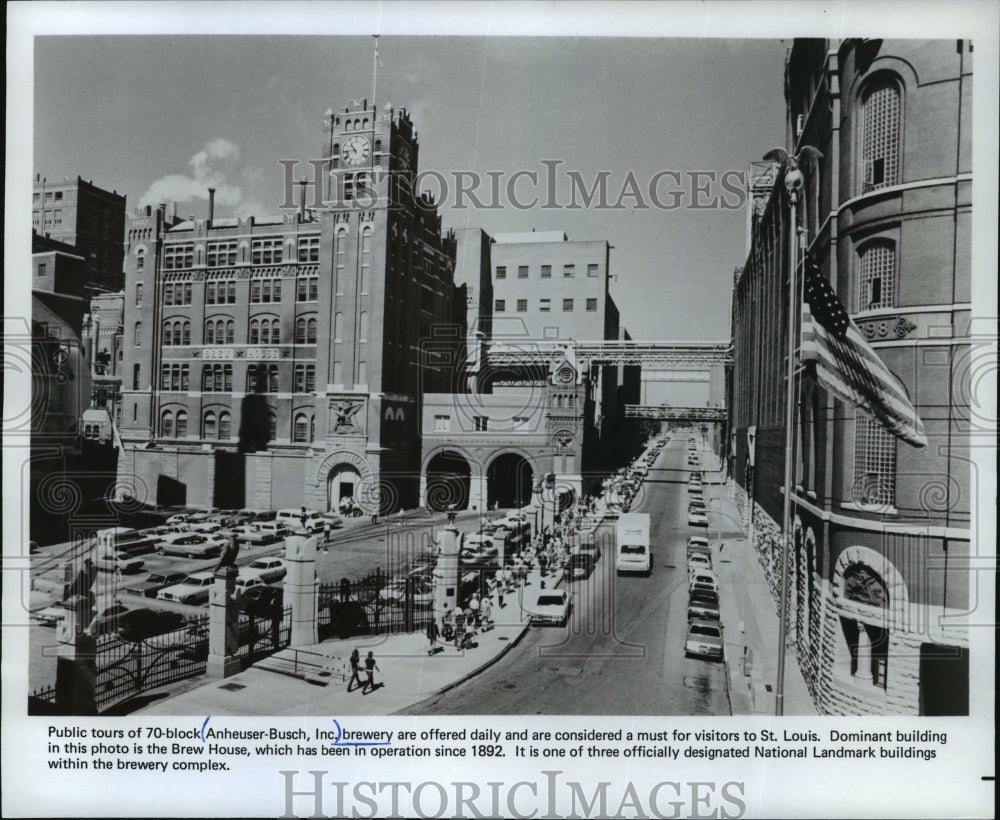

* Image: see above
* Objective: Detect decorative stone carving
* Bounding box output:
[330,399,364,434]
[857,315,917,341]
[843,564,888,608]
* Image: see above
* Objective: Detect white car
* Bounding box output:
[689,572,719,593]
[157,571,215,605]
[157,532,227,558]
[234,575,268,594]
[688,510,709,527]
[685,619,724,661]
[185,520,225,534]
[688,553,713,572]
[94,550,146,574]
[529,589,571,626]
[241,557,287,583]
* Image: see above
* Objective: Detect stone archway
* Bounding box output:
[486,452,534,510]
[425,450,472,512]
[327,463,363,513]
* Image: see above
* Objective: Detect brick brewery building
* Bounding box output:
[729,39,972,715]
[32,174,126,293]
[119,101,458,513]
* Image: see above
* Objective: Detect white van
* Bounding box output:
[615,513,651,575]
[275,509,326,533]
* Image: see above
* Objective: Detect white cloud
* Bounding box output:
[139,138,258,216]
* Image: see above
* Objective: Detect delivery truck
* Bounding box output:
[615,512,651,575]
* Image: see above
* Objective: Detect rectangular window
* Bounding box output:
[495,266,507,280]
[587,263,599,277]
[539,298,551,312]
[164,284,173,306]
[563,298,574,311]
[586,298,598,312]
[516,299,528,312]
[164,244,193,270]
[853,413,896,507]
[513,416,529,429]
[206,282,217,305]
[495,299,506,312]
[207,241,238,267]
[135,283,143,306]
[37,263,47,278]
[298,235,320,263]
[540,265,552,278]
[474,416,488,431]
[308,278,318,301]
[226,282,235,304]
[517,265,529,279]
[251,281,261,303]
[434,415,450,432]
[563,264,575,278]
[251,237,283,265]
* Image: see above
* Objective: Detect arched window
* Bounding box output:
[310,415,315,442]
[249,319,260,344]
[333,360,343,384]
[294,413,309,442]
[267,412,277,441]
[260,320,270,345]
[226,320,234,344]
[335,229,346,295]
[175,411,188,437]
[271,319,280,344]
[205,321,215,344]
[219,411,231,440]
[358,361,368,385]
[182,321,191,345]
[296,317,306,344]
[857,241,896,311]
[161,410,173,438]
[268,365,279,393]
[203,411,217,439]
[861,76,902,193]
[359,311,368,342]
[307,318,317,344]
[134,322,142,347]
[334,312,343,341]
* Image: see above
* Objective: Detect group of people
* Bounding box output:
[428,591,495,653]
[346,648,381,693]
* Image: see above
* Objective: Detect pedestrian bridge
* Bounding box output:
[624,405,727,422]
[487,340,733,367]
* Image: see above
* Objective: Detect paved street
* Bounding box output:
[408,437,731,716]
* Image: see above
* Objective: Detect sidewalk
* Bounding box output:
[132,564,562,717]
[703,477,816,716]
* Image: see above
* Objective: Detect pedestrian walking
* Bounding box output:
[480,595,493,629]
[494,570,505,608]
[362,651,380,693]
[323,523,332,544]
[453,610,466,649]
[469,593,481,629]
[426,618,441,655]
[347,648,363,691]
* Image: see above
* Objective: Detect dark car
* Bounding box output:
[687,590,721,621]
[568,553,595,579]
[125,571,188,598]
[117,609,187,642]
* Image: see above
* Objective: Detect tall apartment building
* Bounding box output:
[118,101,456,513]
[32,175,126,293]
[729,39,972,715]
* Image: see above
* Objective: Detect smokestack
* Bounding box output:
[208,188,216,226]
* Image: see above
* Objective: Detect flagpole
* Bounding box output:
[372,35,379,107]
[775,180,802,717]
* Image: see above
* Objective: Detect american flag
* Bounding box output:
[800,262,927,448]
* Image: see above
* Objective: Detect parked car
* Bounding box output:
[529,589,572,626]
[275,508,326,533]
[687,535,710,552]
[234,575,268,595]
[318,512,345,529]
[165,511,197,526]
[117,608,186,642]
[125,570,189,598]
[157,532,227,558]
[687,590,721,621]
[689,572,719,593]
[157,571,215,605]
[86,602,131,636]
[378,578,434,607]
[685,619,724,660]
[688,553,713,573]
[94,550,146,574]
[235,521,290,546]
[185,520,225,535]
[241,557,287,583]
[688,510,709,527]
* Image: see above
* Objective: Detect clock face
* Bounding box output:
[558,368,575,384]
[341,135,371,167]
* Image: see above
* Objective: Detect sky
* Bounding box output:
[31,33,788,340]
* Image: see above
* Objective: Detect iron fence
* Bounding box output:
[318,570,434,640]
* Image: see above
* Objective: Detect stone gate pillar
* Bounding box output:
[285,533,319,647]
[54,599,98,715]
[433,527,461,621]
[207,567,241,679]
